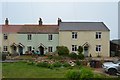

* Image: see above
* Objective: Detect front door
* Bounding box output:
[39,46,44,55]
[84,46,88,57]
[18,46,23,55]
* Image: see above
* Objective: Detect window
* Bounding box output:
[48,46,53,52]
[3,34,8,40]
[72,32,77,39]
[48,34,53,40]
[72,45,77,51]
[96,45,101,52]
[96,32,101,39]
[3,46,8,51]
[27,34,32,40]
[27,46,32,51]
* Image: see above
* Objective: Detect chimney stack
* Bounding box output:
[58,18,62,26]
[39,18,42,25]
[5,18,9,25]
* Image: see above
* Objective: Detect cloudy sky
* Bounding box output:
[0,0,119,40]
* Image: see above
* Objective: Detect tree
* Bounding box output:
[77,46,83,55]
[77,46,84,60]
[56,46,69,56]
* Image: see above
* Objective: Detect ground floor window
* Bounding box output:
[96,45,101,52]
[27,46,32,51]
[3,46,8,51]
[48,46,53,52]
[72,45,77,51]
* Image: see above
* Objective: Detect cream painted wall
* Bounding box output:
[2,33,17,53]
[59,31,110,57]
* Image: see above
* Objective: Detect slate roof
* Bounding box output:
[0,25,59,34]
[0,22,110,33]
[59,22,110,31]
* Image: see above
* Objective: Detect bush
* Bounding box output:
[63,62,71,67]
[52,61,62,67]
[56,46,69,56]
[69,52,78,59]
[75,60,81,66]
[77,46,83,55]
[27,61,35,65]
[80,67,94,79]
[2,53,7,61]
[66,70,81,80]
[36,62,50,68]
[78,54,84,60]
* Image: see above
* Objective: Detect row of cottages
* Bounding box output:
[0,18,110,57]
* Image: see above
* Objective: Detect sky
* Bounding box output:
[0,0,119,40]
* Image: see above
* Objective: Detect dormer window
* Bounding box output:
[3,34,8,40]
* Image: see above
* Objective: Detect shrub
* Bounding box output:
[36,62,50,68]
[75,60,81,66]
[69,52,78,59]
[77,46,83,55]
[63,62,71,67]
[2,53,7,61]
[80,67,94,79]
[52,56,63,60]
[78,54,84,60]
[27,61,35,65]
[47,55,53,59]
[56,46,69,56]
[66,70,81,80]
[52,61,62,67]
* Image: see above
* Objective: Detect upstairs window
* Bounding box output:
[72,32,77,39]
[28,34,32,40]
[48,34,53,41]
[72,45,77,51]
[96,45,101,52]
[3,46,8,51]
[48,46,53,52]
[3,34,8,40]
[27,46,32,51]
[96,32,101,39]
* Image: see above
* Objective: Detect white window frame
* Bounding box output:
[3,33,8,40]
[96,45,101,52]
[3,46,8,52]
[72,45,77,51]
[27,46,32,51]
[27,34,32,40]
[96,32,102,39]
[48,34,53,41]
[48,46,53,52]
[72,32,77,39]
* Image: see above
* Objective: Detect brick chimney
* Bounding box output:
[58,18,62,26]
[38,18,42,25]
[5,18,9,25]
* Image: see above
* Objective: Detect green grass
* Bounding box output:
[2,61,69,78]
[2,61,111,78]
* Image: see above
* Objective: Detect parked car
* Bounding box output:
[102,60,120,75]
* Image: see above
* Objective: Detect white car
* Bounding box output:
[102,60,120,75]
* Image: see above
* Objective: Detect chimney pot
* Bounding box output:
[39,18,42,25]
[5,18,9,25]
[58,18,62,26]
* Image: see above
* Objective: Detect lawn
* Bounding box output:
[2,61,69,78]
[2,61,112,79]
